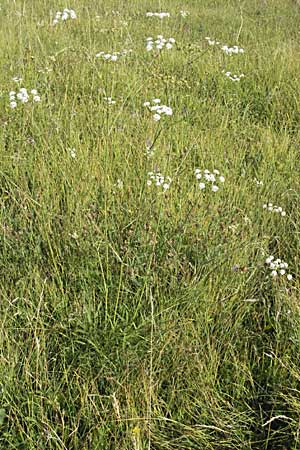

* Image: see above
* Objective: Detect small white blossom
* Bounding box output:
[8,87,40,108]
[146,35,175,52]
[180,10,189,18]
[116,179,123,189]
[221,44,244,55]
[254,178,263,186]
[223,70,245,82]
[263,203,286,217]
[144,99,173,121]
[265,256,293,281]
[146,12,170,18]
[147,171,171,191]
[68,148,76,159]
[104,96,116,105]
[53,8,76,25]
[195,168,225,192]
[205,37,220,46]
[96,49,132,61]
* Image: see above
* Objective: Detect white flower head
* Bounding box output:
[195,168,225,192]
[265,256,293,281]
[69,148,76,159]
[144,99,173,121]
[9,87,40,108]
[146,35,175,52]
[147,171,171,191]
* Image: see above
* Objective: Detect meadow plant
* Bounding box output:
[221,45,245,55]
[147,171,172,191]
[53,8,76,25]
[146,12,170,18]
[104,96,116,105]
[265,256,292,280]
[223,71,245,81]
[1,2,300,449]
[195,168,225,192]
[180,10,189,18]
[143,99,173,121]
[9,88,40,108]
[205,36,220,46]
[146,35,175,51]
[263,203,286,217]
[96,49,132,61]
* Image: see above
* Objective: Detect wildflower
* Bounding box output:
[195,168,225,192]
[223,70,245,82]
[265,256,292,281]
[147,171,171,191]
[53,8,76,25]
[115,179,123,189]
[254,178,263,186]
[104,96,116,105]
[96,49,132,61]
[146,12,170,18]
[221,45,244,55]
[180,10,189,18]
[263,203,286,217]
[68,148,76,158]
[143,99,173,121]
[146,35,175,52]
[9,87,40,108]
[205,37,220,46]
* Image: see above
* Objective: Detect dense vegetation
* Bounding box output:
[1,0,300,448]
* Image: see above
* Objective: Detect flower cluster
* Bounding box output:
[221,45,244,55]
[146,12,170,18]
[143,99,173,121]
[195,169,225,192]
[263,203,286,217]
[254,178,263,186]
[265,256,292,280]
[104,97,116,105]
[180,10,189,18]
[68,148,76,159]
[147,171,171,191]
[96,49,132,61]
[223,71,245,81]
[9,88,40,109]
[205,37,220,46]
[53,8,76,25]
[146,35,175,52]
[205,38,245,55]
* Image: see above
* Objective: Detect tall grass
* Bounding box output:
[1,0,300,448]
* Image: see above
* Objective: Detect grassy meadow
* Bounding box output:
[1,0,300,448]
